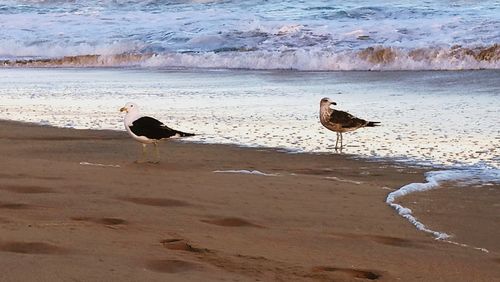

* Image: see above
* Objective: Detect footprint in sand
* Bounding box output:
[119,197,188,207]
[97,218,127,225]
[146,259,201,273]
[313,266,381,280]
[366,235,419,248]
[0,185,54,194]
[201,217,263,228]
[329,232,421,248]
[292,168,335,176]
[160,239,207,253]
[71,216,127,226]
[0,241,67,255]
[0,202,31,209]
[0,217,11,223]
[0,173,63,181]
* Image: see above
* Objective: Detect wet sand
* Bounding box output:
[402,182,500,254]
[0,120,498,281]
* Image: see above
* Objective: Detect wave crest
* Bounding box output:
[2,45,500,70]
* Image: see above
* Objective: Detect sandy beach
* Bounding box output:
[0,120,498,281]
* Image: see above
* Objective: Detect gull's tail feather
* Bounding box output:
[174,130,195,137]
[366,121,381,127]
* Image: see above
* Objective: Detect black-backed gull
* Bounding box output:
[120,102,194,163]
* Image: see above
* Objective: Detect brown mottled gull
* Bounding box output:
[319,97,380,149]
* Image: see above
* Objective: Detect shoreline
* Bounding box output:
[3,116,495,171]
[0,120,499,281]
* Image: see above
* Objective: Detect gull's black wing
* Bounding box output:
[130,116,179,140]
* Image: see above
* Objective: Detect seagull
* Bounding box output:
[120,102,194,163]
[319,97,380,150]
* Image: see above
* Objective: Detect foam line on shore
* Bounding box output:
[79,161,121,168]
[442,240,489,253]
[325,176,362,185]
[387,168,500,250]
[213,170,278,176]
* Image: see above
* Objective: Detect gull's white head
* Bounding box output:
[320,97,337,108]
[120,102,139,114]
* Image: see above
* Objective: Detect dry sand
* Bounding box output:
[0,120,498,281]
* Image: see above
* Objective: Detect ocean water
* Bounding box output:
[1,0,500,70]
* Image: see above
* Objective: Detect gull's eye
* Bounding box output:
[130,105,133,107]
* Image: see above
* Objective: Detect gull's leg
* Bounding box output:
[153,142,160,164]
[340,132,344,152]
[335,132,339,149]
[136,143,147,163]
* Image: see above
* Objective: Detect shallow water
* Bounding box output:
[0,68,498,170]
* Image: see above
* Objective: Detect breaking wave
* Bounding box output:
[2,45,500,71]
[2,0,499,71]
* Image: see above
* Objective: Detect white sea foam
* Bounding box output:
[79,161,121,168]
[213,170,278,177]
[442,240,489,253]
[324,176,362,185]
[144,48,500,71]
[0,39,140,59]
[386,168,500,242]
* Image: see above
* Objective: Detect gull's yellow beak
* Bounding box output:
[120,107,127,113]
